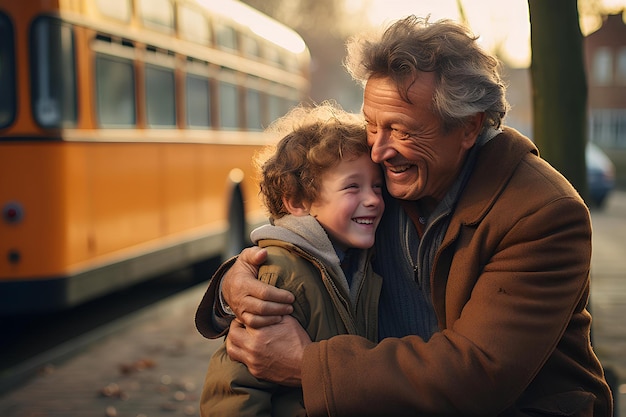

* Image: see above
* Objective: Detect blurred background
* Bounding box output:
[242,0,626,192]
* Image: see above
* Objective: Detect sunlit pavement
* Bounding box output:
[0,283,222,417]
[590,189,626,416]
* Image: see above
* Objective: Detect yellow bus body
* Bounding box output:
[0,0,309,313]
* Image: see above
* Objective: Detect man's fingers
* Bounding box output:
[248,279,295,305]
[225,315,309,385]
[237,246,267,274]
[225,320,248,364]
[222,245,295,328]
[225,319,267,372]
[236,294,293,328]
[240,309,283,329]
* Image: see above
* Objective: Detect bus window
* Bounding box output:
[138,0,174,32]
[242,34,261,59]
[287,87,301,112]
[268,94,286,125]
[215,22,237,51]
[145,64,176,127]
[95,0,131,22]
[178,5,211,45]
[282,52,300,72]
[264,44,281,67]
[218,81,238,129]
[95,54,136,127]
[0,13,16,128]
[30,17,77,128]
[246,89,262,131]
[186,74,210,128]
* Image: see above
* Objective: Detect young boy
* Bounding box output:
[197,102,385,417]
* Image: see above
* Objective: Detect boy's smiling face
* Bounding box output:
[308,153,385,251]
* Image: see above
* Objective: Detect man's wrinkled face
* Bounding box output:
[363,73,479,205]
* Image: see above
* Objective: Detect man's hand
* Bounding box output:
[223,246,295,328]
[226,315,312,386]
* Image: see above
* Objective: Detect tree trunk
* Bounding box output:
[528,0,588,200]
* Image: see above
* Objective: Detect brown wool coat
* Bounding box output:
[301,128,613,417]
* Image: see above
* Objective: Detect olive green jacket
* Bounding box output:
[199,215,382,417]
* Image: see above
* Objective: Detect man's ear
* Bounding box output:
[461,112,486,149]
[282,196,310,216]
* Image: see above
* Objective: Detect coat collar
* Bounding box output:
[449,127,538,229]
[431,128,539,328]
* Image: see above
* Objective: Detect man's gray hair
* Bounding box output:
[344,15,510,132]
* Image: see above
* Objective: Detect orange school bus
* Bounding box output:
[0,0,310,314]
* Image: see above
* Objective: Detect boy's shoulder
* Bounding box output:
[257,239,325,290]
[259,239,319,271]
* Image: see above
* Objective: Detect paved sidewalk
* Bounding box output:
[0,284,222,417]
[589,191,626,417]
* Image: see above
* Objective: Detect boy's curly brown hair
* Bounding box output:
[255,102,370,219]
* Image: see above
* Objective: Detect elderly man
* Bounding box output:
[196,16,613,417]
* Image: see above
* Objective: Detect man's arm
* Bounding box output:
[195,246,296,338]
[299,197,596,416]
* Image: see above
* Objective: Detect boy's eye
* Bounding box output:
[341,183,360,192]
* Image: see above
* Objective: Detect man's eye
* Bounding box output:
[391,129,410,140]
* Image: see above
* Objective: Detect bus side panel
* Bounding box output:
[85,142,162,259]
[0,143,69,279]
[0,140,265,280]
[162,143,198,235]
[69,140,264,274]
[195,141,264,238]
[64,142,91,270]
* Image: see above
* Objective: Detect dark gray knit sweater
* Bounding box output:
[373,128,498,340]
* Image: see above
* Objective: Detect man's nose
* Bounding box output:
[368,131,392,163]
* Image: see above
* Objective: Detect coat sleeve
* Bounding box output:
[195,256,238,339]
[301,196,594,416]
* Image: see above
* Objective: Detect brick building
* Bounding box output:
[584,12,626,149]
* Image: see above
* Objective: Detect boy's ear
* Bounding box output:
[282,196,310,216]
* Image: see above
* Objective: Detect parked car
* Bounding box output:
[586,142,615,209]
